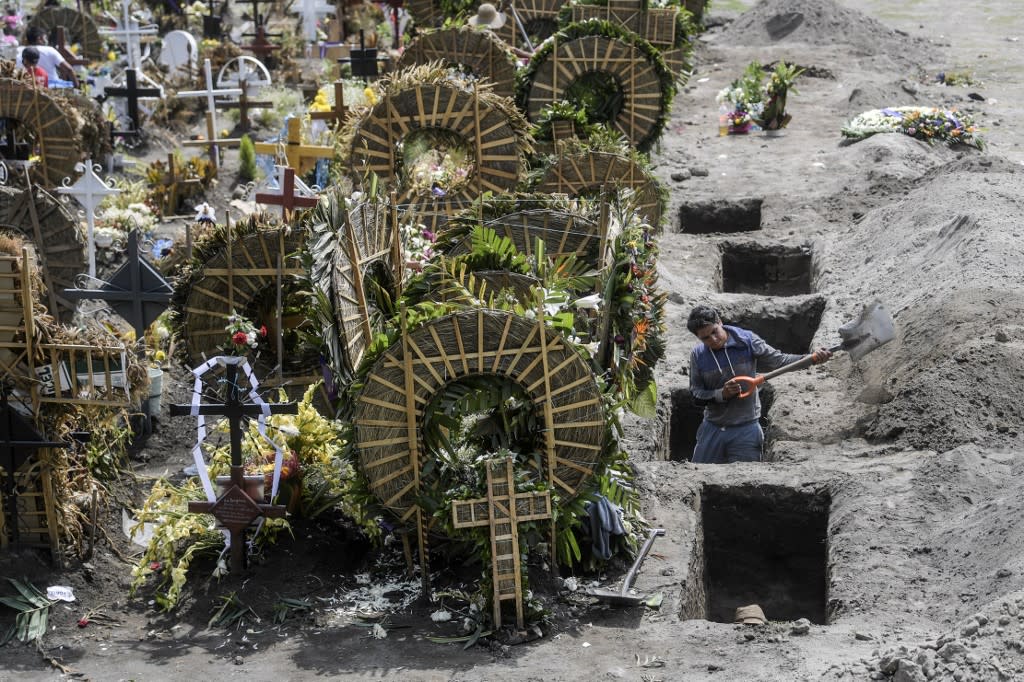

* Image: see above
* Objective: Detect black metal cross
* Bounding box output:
[62,229,173,343]
[0,390,66,547]
[203,0,224,39]
[104,68,162,138]
[170,357,297,571]
[241,23,281,62]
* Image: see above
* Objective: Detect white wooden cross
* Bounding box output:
[178,58,243,170]
[293,0,335,43]
[100,0,159,71]
[56,160,120,278]
[216,56,272,98]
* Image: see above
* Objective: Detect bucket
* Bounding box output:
[146,367,164,415]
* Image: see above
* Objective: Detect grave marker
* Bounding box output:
[179,59,243,170]
[254,165,319,220]
[451,457,552,629]
[170,358,297,572]
[56,159,120,278]
[103,69,162,138]
[254,117,333,176]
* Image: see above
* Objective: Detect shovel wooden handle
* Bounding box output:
[733,344,842,398]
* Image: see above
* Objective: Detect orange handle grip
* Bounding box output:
[732,375,764,399]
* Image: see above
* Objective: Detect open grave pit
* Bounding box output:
[716,296,826,355]
[678,198,763,235]
[680,483,832,625]
[668,384,776,462]
[719,241,814,296]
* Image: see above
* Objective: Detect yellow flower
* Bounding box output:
[364,87,378,106]
[108,51,117,62]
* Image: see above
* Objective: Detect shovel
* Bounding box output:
[586,528,665,606]
[733,300,896,398]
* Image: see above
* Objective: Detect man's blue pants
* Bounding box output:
[692,419,763,464]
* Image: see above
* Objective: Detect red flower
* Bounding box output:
[232,331,248,346]
[77,617,89,628]
[259,325,267,337]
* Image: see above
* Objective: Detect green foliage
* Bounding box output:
[208,592,258,630]
[0,579,54,644]
[238,134,257,182]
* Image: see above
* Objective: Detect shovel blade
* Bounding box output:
[839,300,896,362]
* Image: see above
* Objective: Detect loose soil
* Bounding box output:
[3,0,1024,680]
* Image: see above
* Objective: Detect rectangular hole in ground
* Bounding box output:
[722,297,826,355]
[720,243,813,296]
[701,484,829,624]
[678,199,763,234]
[669,386,775,462]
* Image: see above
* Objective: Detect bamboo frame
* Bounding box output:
[0,77,82,187]
[353,309,604,519]
[397,27,518,100]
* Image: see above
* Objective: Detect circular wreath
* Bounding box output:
[27,6,105,61]
[517,20,675,154]
[353,308,605,519]
[0,77,83,188]
[343,64,532,232]
[0,184,84,321]
[397,27,518,100]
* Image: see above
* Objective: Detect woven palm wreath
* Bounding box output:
[307,196,395,376]
[28,6,105,61]
[0,78,82,188]
[518,21,675,154]
[173,217,318,397]
[535,148,664,228]
[404,0,563,48]
[0,184,85,321]
[353,308,605,518]
[397,27,518,100]
[343,64,532,233]
[443,205,606,268]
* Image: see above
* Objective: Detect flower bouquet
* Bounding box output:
[224,311,267,356]
[716,61,764,135]
[842,107,983,149]
[758,62,805,131]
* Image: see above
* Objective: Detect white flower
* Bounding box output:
[562,577,578,592]
[573,293,602,310]
[371,623,388,639]
[430,609,452,622]
[212,558,228,578]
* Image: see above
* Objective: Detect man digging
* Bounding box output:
[687,304,833,463]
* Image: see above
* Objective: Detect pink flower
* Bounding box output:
[232,331,249,346]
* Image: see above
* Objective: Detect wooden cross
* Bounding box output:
[216,86,271,132]
[254,118,333,176]
[104,68,162,138]
[309,80,348,129]
[62,229,172,343]
[254,165,319,220]
[179,59,243,170]
[170,358,297,572]
[241,23,281,62]
[451,457,552,629]
[55,159,120,278]
[0,390,66,547]
[156,154,201,216]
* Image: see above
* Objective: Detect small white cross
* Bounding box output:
[99,0,159,70]
[178,58,243,130]
[293,0,335,43]
[56,160,121,278]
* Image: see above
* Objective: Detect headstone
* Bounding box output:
[158,30,197,81]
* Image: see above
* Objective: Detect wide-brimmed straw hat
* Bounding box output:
[733,604,767,625]
[468,2,506,29]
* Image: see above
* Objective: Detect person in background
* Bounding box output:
[21,45,47,87]
[687,304,832,464]
[1,25,18,46]
[16,25,78,87]
[468,2,533,59]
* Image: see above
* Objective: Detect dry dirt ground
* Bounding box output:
[3,0,1024,680]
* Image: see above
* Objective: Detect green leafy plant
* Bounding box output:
[238,134,257,181]
[0,579,55,644]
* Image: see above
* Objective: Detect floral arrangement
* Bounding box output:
[224,311,267,355]
[841,107,983,149]
[716,60,804,133]
[397,128,475,198]
[400,220,438,272]
[130,384,380,610]
[145,155,216,217]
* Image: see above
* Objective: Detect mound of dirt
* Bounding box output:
[720,0,936,65]
[817,154,1024,451]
